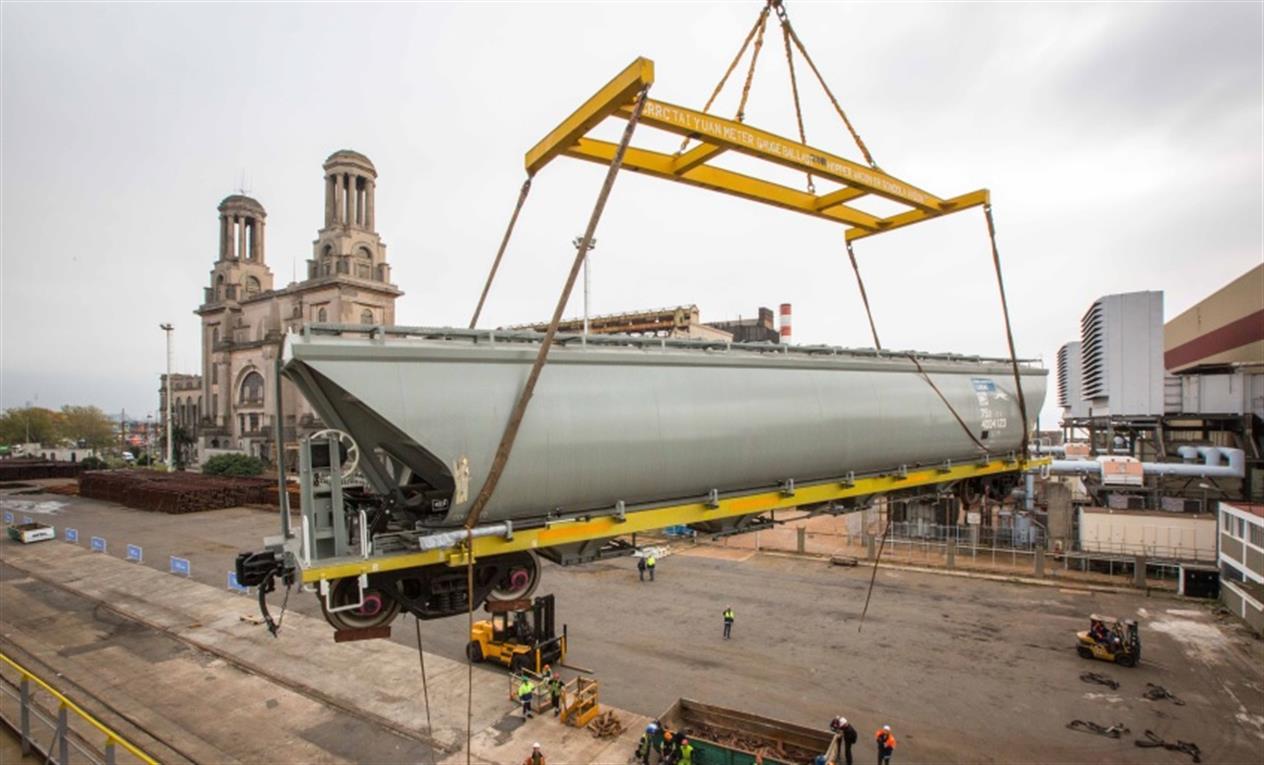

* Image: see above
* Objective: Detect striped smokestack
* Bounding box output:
[779,303,792,343]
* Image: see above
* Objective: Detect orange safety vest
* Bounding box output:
[875,731,897,750]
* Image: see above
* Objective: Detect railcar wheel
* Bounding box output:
[320,578,401,631]
[486,552,541,602]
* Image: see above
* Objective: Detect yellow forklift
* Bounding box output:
[467,594,567,674]
[1076,614,1141,667]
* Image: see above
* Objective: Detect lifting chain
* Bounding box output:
[678,5,770,155]
[735,5,771,124]
[1067,720,1130,739]
[1135,730,1202,763]
[782,19,879,169]
[776,1,813,192]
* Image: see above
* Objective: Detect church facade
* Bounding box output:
[160,150,402,463]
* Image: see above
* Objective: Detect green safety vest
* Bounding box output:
[680,742,694,764]
[724,609,734,620]
[518,680,534,698]
[647,556,656,567]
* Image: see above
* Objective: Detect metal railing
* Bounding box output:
[0,651,158,765]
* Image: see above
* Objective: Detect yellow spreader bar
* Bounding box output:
[300,457,1050,584]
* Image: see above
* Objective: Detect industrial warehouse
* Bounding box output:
[2,2,1262,764]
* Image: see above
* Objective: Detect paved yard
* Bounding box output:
[4,486,1262,763]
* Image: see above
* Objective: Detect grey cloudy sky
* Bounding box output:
[2,1,1261,428]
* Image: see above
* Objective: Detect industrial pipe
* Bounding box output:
[416,522,513,552]
[1046,447,1245,480]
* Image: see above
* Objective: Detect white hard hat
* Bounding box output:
[837,716,848,726]
[883,725,891,731]
[533,742,541,749]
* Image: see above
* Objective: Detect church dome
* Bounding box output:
[218,194,266,214]
[323,149,376,176]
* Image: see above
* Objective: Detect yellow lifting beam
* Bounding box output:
[523,56,988,243]
[299,456,1050,584]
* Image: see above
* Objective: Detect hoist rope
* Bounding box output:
[857,513,890,633]
[983,203,1031,458]
[413,616,436,765]
[469,178,533,328]
[465,530,474,765]
[459,91,652,763]
[678,6,769,155]
[905,353,990,454]
[461,87,651,534]
[845,239,881,351]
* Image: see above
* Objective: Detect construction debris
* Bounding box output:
[1135,730,1201,762]
[694,723,818,764]
[79,470,274,514]
[586,710,624,739]
[1079,671,1120,690]
[829,554,859,567]
[1142,683,1185,705]
[1066,720,1129,739]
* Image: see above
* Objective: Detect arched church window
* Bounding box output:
[239,371,265,405]
[317,307,327,323]
[244,276,260,298]
[360,309,374,325]
[215,274,225,300]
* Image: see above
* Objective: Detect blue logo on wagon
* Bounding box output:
[971,378,996,393]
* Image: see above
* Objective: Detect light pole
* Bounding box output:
[572,236,597,346]
[146,414,154,466]
[160,323,174,472]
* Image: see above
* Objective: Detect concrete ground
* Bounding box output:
[3,484,1263,763]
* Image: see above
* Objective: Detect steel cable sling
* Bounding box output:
[458,85,652,765]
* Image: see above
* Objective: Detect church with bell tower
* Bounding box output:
[164,150,404,463]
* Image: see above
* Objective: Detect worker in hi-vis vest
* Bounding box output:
[723,607,735,639]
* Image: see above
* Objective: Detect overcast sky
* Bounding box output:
[2,1,1261,427]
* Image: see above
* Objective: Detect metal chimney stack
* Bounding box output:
[779,303,792,343]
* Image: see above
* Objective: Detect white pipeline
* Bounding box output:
[1046,447,1245,480]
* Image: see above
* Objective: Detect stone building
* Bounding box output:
[161,150,402,463]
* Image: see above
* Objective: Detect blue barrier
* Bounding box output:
[169,557,191,577]
[2,511,12,524]
[90,537,107,553]
[126,544,143,563]
[227,572,249,593]
[64,528,78,543]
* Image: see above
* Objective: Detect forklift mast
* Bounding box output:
[534,594,556,643]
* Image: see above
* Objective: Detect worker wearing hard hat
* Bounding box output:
[517,676,535,718]
[636,723,656,764]
[829,715,858,765]
[679,736,694,765]
[723,607,735,639]
[522,742,545,765]
[646,552,657,581]
[875,725,896,765]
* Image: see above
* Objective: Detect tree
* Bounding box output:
[0,406,63,446]
[80,456,108,471]
[202,453,265,477]
[59,405,115,449]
